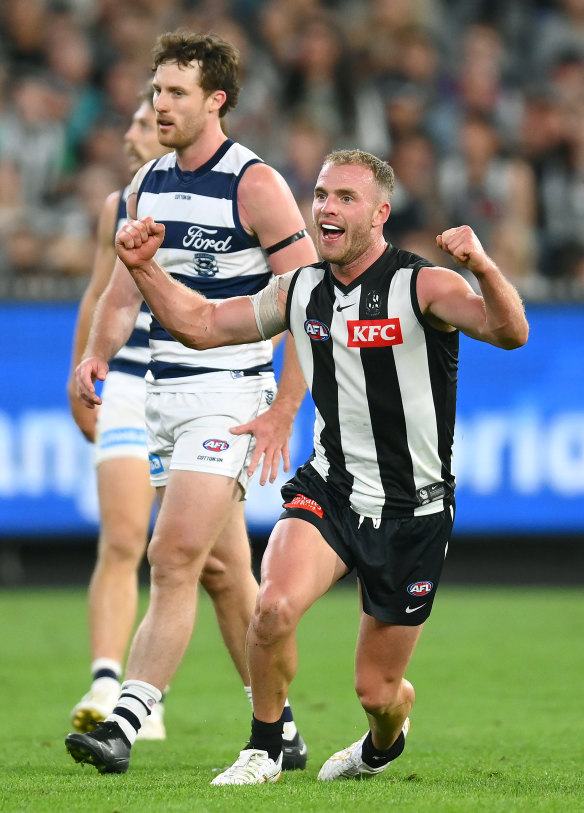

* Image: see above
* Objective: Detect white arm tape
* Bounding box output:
[250,271,293,339]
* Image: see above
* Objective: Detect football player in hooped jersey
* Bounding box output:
[68,88,307,744]
[67,89,169,740]
[65,30,316,774]
[111,148,529,785]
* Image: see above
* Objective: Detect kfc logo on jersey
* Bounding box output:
[203,438,230,452]
[347,318,403,347]
[304,319,330,341]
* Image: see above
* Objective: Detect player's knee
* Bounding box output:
[251,585,299,644]
[200,558,229,596]
[97,527,147,568]
[147,536,204,585]
[199,551,255,597]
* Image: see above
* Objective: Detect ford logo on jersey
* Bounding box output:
[407,580,434,596]
[304,319,330,341]
[203,438,230,452]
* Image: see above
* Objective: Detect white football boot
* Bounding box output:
[211,749,282,785]
[70,677,120,733]
[317,718,410,781]
[137,701,166,740]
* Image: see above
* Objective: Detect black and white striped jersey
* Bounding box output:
[286,244,458,519]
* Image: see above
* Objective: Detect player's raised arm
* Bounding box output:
[117,216,289,349]
[419,225,529,350]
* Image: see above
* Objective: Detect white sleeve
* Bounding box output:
[249,272,293,339]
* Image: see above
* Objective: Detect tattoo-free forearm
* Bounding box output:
[271,332,307,421]
[473,257,529,349]
[84,290,139,362]
[129,256,262,349]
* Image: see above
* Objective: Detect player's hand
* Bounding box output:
[67,377,98,441]
[116,217,165,269]
[75,357,108,409]
[436,225,491,276]
[230,402,294,486]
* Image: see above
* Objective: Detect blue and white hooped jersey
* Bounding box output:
[135,139,274,391]
[108,185,151,378]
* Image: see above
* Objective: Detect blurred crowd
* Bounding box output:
[2,0,584,300]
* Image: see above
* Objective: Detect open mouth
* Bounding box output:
[321,223,344,241]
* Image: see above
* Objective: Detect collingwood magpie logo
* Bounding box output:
[366,290,382,316]
[193,252,219,276]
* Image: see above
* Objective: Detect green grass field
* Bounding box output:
[0,584,582,812]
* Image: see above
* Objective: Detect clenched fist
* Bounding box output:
[116,217,166,270]
[436,225,494,276]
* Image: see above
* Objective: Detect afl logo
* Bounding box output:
[203,438,230,452]
[304,319,330,341]
[407,580,434,597]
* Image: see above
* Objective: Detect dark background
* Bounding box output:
[2,533,583,588]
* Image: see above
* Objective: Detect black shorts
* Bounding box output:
[279,463,454,625]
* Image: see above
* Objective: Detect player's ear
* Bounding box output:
[372,201,390,228]
[208,89,227,114]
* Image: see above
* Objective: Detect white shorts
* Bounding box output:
[95,371,148,466]
[146,376,277,494]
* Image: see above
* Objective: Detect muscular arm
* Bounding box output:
[136,265,263,349]
[116,217,283,348]
[85,258,144,359]
[67,191,119,438]
[419,225,529,350]
[238,162,317,273]
[75,255,143,408]
[69,192,119,376]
